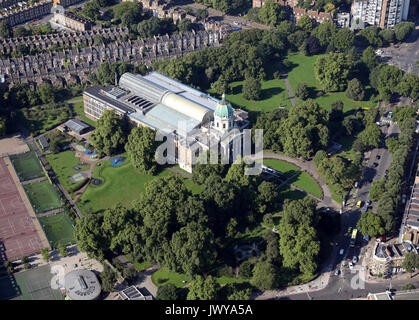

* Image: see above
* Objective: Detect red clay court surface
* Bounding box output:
[0,158,43,262]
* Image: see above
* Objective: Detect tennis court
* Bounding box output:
[10,152,44,182]
[24,181,62,214]
[0,265,62,300]
[0,158,43,262]
[38,212,75,248]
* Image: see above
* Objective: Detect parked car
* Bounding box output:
[361,206,368,213]
[366,199,371,206]
[339,249,344,255]
[347,227,353,234]
[372,162,379,168]
[335,269,340,276]
[376,155,381,160]
[352,256,358,264]
[349,262,354,269]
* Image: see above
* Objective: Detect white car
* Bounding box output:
[349,262,354,269]
[352,256,358,264]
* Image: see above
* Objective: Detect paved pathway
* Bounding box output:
[36,207,65,218]
[281,72,296,107]
[21,176,47,185]
[131,264,160,298]
[168,166,192,179]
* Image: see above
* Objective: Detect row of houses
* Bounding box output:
[0,0,52,27]
[0,30,225,87]
[0,27,129,55]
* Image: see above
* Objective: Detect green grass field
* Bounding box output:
[38,212,76,248]
[208,62,293,112]
[45,151,83,193]
[288,171,323,198]
[10,152,44,181]
[263,159,300,179]
[77,158,171,214]
[66,96,97,127]
[151,267,191,288]
[286,53,378,112]
[24,181,62,213]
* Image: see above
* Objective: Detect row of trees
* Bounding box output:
[363,105,418,234]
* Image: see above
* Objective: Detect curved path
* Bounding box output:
[257,151,341,210]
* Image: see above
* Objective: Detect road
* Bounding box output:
[260,121,403,300]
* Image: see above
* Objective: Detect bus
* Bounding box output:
[350,229,358,247]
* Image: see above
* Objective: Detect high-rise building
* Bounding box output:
[351,0,410,29]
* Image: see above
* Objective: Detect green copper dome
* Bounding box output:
[214,94,233,119]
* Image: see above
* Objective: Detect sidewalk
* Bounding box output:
[254,271,332,300]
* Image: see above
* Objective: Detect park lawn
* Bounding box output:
[289,171,323,198]
[124,254,152,272]
[207,61,293,112]
[77,158,171,214]
[183,178,203,194]
[45,151,82,193]
[24,181,62,213]
[278,185,307,202]
[286,52,378,112]
[215,276,249,285]
[70,101,97,127]
[263,159,300,179]
[329,183,343,204]
[38,212,76,248]
[151,267,191,288]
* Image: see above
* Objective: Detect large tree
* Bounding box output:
[356,210,385,237]
[345,78,365,101]
[257,0,287,27]
[278,198,320,277]
[90,110,128,157]
[164,221,217,276]
[279,99,329,159]
[402,252,419,278]
[250,261,278,290]
[0,21,11,38]
[314,52,352,92]
[187,275,220,300]
[242,76,262,101]
[125,126,158,175]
